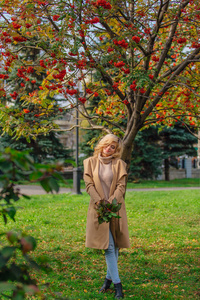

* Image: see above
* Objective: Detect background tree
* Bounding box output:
[0,131,72,163]
[129,126,163,181]
[159,124,197,180]
[0,0,199,169]
[0,42,72,162]
[129,124,197,181]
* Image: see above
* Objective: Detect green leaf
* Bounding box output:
[111,212,117,217]
[6,206,16,221]
[0,246,16,267]
[7,231,19,244]
[52,172,65,182]
[98,217,104,224]
[40,178,51,193]
[3,213,7,225]
[48,177,59,193]
[29,171,43,181]
[24,255,40,270]
[26,3,35,8]
[14,159,29,170]
[22,236,37,251]
[22,194,31,199]
[1,246,16,259]
[112,198,117,205]
[58,14,66,20]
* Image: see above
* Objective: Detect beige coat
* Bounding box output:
[83,156,130,249]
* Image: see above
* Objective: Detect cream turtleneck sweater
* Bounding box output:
[98,154,113,200]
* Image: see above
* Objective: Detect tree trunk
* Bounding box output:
[121,119,141,173]
[121,142,133,170]
[164,158,170,181]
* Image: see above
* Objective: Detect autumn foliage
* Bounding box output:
[0,0,199,162]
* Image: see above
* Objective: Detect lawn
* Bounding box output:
[19,177,200,190]
[126,177,200,189]
[69,177,200,189]
[68,177,200,189]
[0,190,200,299]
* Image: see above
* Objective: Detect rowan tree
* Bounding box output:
[0,44,72,163]
[0,0,199,167]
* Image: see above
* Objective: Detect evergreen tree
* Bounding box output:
[130,124,197,181]
[159,125,197,181]
[130,127,163,181]
[0,132,72,163]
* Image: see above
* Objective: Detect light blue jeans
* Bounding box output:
[105,229,121,284]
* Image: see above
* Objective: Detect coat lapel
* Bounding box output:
[93,158,105,200]
[110,158,117,197]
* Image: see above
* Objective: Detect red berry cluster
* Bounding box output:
[53,15,60,21]
[114,61,125,68]
[75,58,87,69]
[107,47,114,53]
[0,74,9,79]
[12,22,21,30]
[52,69,66,81]
[13,36,27,42]
[152,55,159,62]
[93,0,112,9]
[86,88,93,94]
[177,37,186,44]
[191,41,200,48]
[66,88,78,95]
[10,91,18,99]
[123,100,129,105]
[132,36,140,43]
[130,80,137,91]
[79,97,87,104]
[122,68,130,74]
[85,17,100,24]
[113,39,128,49]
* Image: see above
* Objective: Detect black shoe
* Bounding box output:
[114,282,124,299]
[99,278,112,293]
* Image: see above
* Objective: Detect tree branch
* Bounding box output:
[154,0,190,78]
[140,47,200,124]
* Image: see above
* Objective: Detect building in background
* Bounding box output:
[55,112,75,152]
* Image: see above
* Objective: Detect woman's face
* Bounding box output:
[102,142,117,157]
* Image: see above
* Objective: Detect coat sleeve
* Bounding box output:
[83,158,102,203]
[108,160,127,203]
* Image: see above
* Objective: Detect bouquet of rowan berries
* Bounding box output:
[96,198,122,224]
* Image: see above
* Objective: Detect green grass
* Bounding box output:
[126,177,200,189]
[18,177,200,190]
[63,177,200,189]
[1,190,200,299]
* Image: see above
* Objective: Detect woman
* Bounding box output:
[83,134,130,299]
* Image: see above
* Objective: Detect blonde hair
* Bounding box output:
[93,134,123,158]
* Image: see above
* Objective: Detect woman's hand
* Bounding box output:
[95,200,100,206]
[95,199,109,207]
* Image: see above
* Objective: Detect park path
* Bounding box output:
[16,184,200,195]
